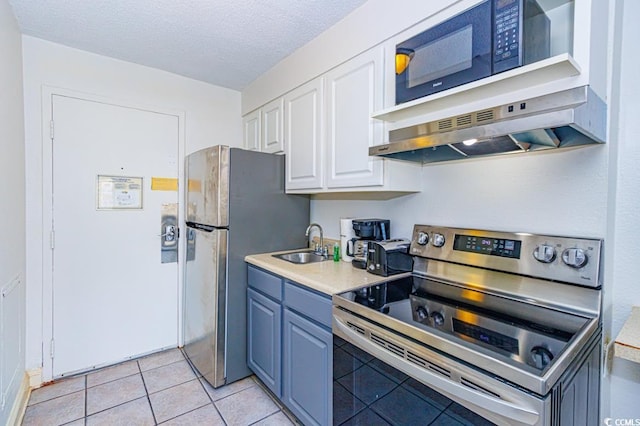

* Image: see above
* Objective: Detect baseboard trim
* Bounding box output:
[6,372,31,426]
[27,368,42,389]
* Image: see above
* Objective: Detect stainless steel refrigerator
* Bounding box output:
[183,145,309,387]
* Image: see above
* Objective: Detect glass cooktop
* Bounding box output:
[336,275,588,374]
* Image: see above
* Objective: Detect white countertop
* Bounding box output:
[245,250,410,295]
[614,306,640,364]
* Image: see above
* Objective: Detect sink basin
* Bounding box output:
[273,250,328,264]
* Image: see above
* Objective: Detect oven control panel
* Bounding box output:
[410,225,602,288]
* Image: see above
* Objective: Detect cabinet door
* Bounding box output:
[284,78,324,190]
[247,288,282,397]
[243,109,261,151]
[325,46,384,188]
[261,98,285,153]
[283,309,332,426]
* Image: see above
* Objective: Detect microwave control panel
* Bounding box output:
[494,0,521,65]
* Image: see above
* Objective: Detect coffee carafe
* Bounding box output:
[346,219,390,269]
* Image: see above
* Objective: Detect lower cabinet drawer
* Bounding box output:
[284,281,332,328]
[248,265,283,301]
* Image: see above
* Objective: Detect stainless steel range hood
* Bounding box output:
[369,86,606,164]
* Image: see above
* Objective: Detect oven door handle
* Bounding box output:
[334,317,542,426]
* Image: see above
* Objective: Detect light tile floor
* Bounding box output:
[21,348,296,426]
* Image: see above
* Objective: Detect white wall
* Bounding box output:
[244,0,640,420]
[22,36,242,374]
[605,0,640,418]
[311,143,608,238]
[242,0,458,114]
[0,0,26,423]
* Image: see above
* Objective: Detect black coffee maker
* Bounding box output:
[347,219,390,269]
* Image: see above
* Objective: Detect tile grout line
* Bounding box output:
[428,411,452,425]
[137,359,159,425]
[84,363,140,389]
[155,401,215,425]
[145,350,213,425]
[29,350,286,426]
[139,356,187,374]
[193,376,229,425]
[247,411,282,426]
[82,396,150,421]
[251,376,300,425]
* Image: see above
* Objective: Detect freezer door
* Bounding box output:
[186,145,229,227]
[183,227,228,387]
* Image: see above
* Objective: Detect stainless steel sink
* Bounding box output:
[273,250,328,264]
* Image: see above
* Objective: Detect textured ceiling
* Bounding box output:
[8,0,368,90]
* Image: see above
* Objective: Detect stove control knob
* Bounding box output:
[415,306,428,321]
[432,233,446,248]
[530,346,554,369]
[561,248,588,269]
[533,244,556,263]
[417,232,429,246]
[431,311,445,326]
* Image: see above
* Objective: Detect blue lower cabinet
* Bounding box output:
[283,308,333,426]
[246,265,333,425]
[247,287,282,397]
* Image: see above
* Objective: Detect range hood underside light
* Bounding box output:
[370,86,606,165]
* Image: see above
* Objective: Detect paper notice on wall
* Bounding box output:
[96,175,143,210]
[151,177,178,191]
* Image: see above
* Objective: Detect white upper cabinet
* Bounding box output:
[261,98,285,154]
[281,46,421,194]
[243,109,260,151]
[325,47,384,188]
[242,99,284,154]
[284,78,324,190]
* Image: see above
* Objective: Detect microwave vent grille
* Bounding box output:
[476,110,494,122]
[438,119,453,131]
[440,110,495,133]
[456,114,472,127]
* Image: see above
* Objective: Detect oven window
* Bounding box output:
[333,336,497,425]
[407,25,473,88]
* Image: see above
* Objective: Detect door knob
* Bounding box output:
[159,225,177,241]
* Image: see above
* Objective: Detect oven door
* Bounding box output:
[333,307,551,426]
[396,0,492,104]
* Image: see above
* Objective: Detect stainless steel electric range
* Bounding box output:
[332,225,602,426]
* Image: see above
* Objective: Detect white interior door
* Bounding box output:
[51,95,179,376]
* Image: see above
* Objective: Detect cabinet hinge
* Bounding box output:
[50,230,55,250]
[50,339,55,359]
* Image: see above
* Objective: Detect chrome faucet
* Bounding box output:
[305,223,324,255]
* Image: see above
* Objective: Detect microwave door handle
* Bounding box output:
[333,317,541,426]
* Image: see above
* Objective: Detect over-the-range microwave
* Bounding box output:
[396,0,551,105]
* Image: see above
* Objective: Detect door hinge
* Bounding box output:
[50,339,55,359]
[50,230,55,250]
[50,120,54,140]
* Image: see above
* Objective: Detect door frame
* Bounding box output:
[40,86,186,381]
